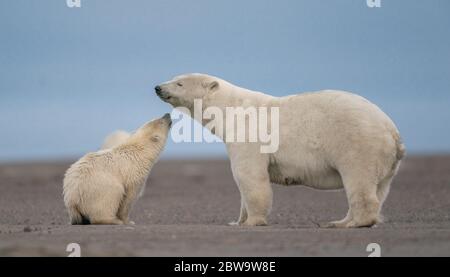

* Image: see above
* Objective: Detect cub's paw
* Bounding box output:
[122,219,136,225]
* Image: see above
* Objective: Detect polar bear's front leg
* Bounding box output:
[229,196,248,226]
[231,164,273,226]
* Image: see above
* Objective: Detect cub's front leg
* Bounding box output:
[117,184,140,225]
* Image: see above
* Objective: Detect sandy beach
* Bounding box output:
[0,156,449,257]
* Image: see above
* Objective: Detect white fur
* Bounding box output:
[101,130,131,150]
[157,74,405,228]
[63,115,171,225]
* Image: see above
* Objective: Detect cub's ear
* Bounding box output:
[151,135,160,143]
[207,81,219,92]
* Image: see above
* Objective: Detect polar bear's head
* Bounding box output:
[155,73,221,109]
[131,113,172,150]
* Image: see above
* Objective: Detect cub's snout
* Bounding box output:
[162,113,172,127]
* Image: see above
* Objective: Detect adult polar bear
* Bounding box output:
[155,74,405,228]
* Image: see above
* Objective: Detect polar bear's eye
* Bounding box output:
[177,82,183,87]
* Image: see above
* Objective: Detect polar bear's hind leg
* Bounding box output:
[324,169,381,228]
[375,176,393,224]
[344,186,380,228]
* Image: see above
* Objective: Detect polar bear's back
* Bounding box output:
[276,90,403,172]
[280,90,399,138]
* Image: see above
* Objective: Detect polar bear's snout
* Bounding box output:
[155,85,172,102]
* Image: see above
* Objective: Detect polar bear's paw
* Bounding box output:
[318,221,347,228]
[343,219,378,228]
[241,217,268,227]
[228,221,240,226]
[319,219,378,228]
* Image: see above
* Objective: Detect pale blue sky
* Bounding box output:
[1,0,449,161]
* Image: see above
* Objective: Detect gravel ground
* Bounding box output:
[0,156,449,256]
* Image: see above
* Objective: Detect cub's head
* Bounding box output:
[132,113,172,150]
[155,73,221,109]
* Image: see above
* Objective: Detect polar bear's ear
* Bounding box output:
[207,81,219,92]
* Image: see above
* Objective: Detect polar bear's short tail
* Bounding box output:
[69,205,90,225]
[394,133,406,161]
[396,140,406,161]
[388,132,405,178]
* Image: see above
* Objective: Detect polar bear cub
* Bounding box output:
[155,73,405,228]
[63,114,172,225]
[101,130,131,150]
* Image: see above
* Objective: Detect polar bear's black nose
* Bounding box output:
[155,85,162,94]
